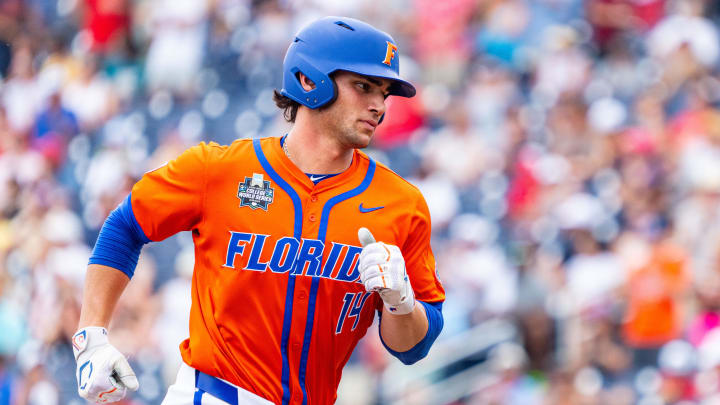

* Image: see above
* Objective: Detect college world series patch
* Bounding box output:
[238,173,274,210]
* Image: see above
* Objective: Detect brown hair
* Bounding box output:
[273,90,300,123]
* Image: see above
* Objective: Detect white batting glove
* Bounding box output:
[357,227,415,315]
[72,327,139,403]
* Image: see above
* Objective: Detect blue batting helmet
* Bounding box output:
[280,16,416,109]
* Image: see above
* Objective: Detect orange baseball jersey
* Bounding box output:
[130,136,445,404]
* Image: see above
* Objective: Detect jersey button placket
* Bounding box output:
[295,194,317,402]
[308,194,318,222]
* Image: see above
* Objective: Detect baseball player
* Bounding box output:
[72,16,445,404]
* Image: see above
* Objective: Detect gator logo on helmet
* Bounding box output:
[382,41,398,66]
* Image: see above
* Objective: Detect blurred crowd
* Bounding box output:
[2,0,720,404]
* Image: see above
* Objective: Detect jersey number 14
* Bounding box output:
[335,292,372,334]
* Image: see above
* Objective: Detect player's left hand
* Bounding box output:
[72,327,138,403]
[357,227,415,315]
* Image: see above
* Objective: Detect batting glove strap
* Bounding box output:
[358,242,416,315]
[72,327,109,360]
[379,278,415,315]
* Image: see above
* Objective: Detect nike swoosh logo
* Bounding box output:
[309,175,327,182]
[359,203,384,213]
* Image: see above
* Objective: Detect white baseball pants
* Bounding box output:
[161,363,274,405]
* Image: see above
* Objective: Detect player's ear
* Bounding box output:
[297,73,316,91]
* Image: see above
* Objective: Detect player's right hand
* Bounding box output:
[72,327,139,403]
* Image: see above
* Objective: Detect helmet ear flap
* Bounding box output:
[281,55,335,109]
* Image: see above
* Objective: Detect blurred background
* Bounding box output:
[2,0,720,404]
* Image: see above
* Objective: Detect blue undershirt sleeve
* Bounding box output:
[378,300,444,365]
[88,194,151,279]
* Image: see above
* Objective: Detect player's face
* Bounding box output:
[321,71,390,149]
